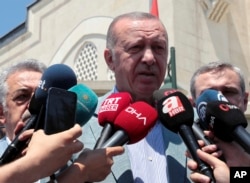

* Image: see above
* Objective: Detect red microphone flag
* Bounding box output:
[150,0,159,17]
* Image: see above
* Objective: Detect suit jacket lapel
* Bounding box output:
[88,91,134,182]
[161,125,190,183]
[111,146,134,183]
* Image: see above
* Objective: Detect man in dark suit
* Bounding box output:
[79,12,191,183]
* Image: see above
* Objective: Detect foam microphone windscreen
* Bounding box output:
[155,91,194,133]
[196,89,228,130]
[113,101,158,144]
[68,84,98,126]
[94,92,133,149]
[153,88,178,101]
[29,64,77,114]
[205,101,248,141]
[98,92,132,126]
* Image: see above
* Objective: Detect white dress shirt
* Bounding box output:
[127,121,169,183]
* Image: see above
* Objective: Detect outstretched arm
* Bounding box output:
[0,124,83,183]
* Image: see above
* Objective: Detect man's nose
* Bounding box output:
[142,48,156,65]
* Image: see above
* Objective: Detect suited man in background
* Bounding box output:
[187,61,250,183]
[0,59,124,183]
[79,11,191,183]
[0,59,47,157]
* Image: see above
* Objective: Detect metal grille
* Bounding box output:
[75,42,98,80]
[107,68,115,80]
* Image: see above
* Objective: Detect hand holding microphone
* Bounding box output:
[154,89,215,182]
[196,89,228,130]
[0,64,77,165]
[196,89,250,154]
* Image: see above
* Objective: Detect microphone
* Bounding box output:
[152,88,178,101]
[68,84,98,126]
[196,89,228,130]
[192,122,213,146]
[196,89,250,153]
[94,92,132,149]
[205,101,250,154]
[154,90,215,182]
[29,64,77,115]
[0,64,77,165]
[101,101,158,148]
[152,88,212,145]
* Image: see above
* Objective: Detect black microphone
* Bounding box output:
[153,88,213,145]
[196,89,250,154]
[196,89,228,130]
[154,90,215,182]
[192,122,213,146]
[205,101,250,154]
[0,64,77,165]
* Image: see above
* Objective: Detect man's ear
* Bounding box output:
[104,49,115,71]
[0,105,6,125]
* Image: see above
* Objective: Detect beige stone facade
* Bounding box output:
[0,0,249,127]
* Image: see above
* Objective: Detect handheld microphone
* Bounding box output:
[153,88,212,145]
[0,64,77,165]
[152,88,178,101]
[94,92,132,149]
[196,89,228,130]
[192,122,213,145]
[154,90,215,182]
[29,64,77,115]
[69,84,98,126]
[205,101,250,154]
[196,89,250,153]
[101,101,158,148]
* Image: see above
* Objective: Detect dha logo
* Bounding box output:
[162,96,185,117]
[125,107,147,125]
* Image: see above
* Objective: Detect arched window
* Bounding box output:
[75,42,98,80]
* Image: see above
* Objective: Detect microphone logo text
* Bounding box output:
[197,102,207,122]
[99,97,122,112]
[125,107,147,125]
[162,96,185,117]
[219,103,238,111]
[38,80,46,91]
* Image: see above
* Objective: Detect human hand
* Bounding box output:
[188,149,229,183]
[22,124,83,178]
[204,130,250,166]
[185,139,223,159]
[57,146,124,183]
